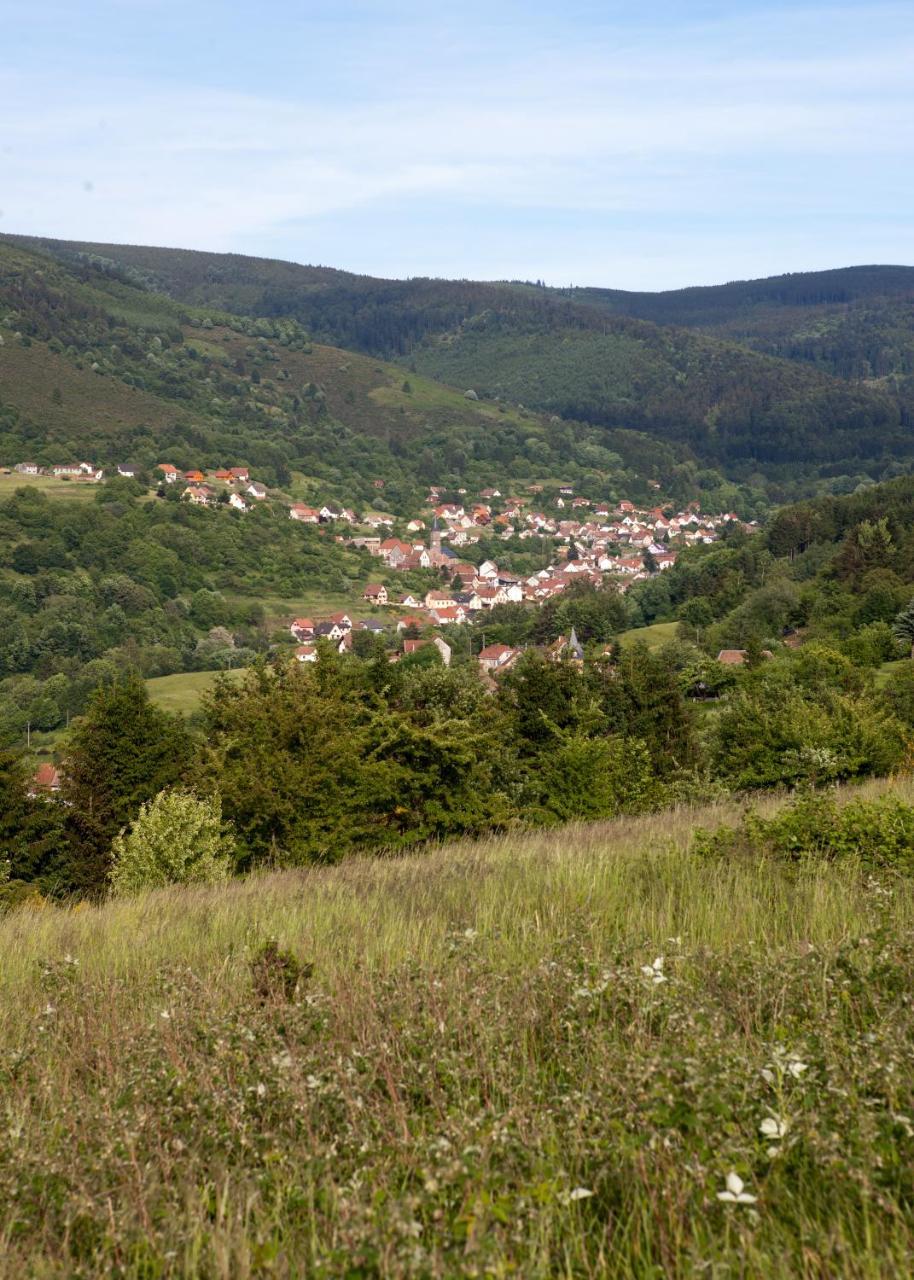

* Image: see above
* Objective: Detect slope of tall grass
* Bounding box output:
[3,779,914,1277]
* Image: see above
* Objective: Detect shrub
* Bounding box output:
[693,788,914,871]
[109,790,234,895]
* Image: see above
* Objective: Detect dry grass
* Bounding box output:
[2,778,914,1276]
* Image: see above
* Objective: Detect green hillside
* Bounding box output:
[10,235,914,490]
[4,778,914,1276]
[0,237,684,506]
[567,265,914,379]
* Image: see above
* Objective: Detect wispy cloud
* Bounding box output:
[2,2,912,286]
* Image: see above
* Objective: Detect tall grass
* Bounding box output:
[2,777,914,1276]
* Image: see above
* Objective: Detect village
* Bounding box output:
[7,458,752,680]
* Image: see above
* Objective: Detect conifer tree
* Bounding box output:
[62,675,193,892]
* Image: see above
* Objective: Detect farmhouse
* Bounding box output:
[362,584,389,605]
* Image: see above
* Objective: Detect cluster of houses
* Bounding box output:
[342,489,748,626]
[152,464,273,512]
[14,461,104,481]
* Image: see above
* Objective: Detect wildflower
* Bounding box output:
[641,957,666,984]
[255,1082,267,1098]
[759,1116,787,1140]
[159,1009,171,1021]
[42,1003,56,1017]
[463,928,478,940]
[787,1058,807,1079]
[568,1187,594,1201]
[717,1172,757,1204]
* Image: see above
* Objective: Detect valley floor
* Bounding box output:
[2,779,914,1276]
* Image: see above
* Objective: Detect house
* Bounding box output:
[398,593,423,610]
[247,482,267,500]
[425,589,456,611]
[396,615,427,632]
[29,763,61,796]
[183,485,213,507]
[290,618,314,640]
[229,492,249,512]
[475,585,507,608]
[477,559,499,580]
[15,462,39,475]
[363,511,395,529]
[214,469,233,483]
[358,618,386,633]
[184,470,205,484]
[403,636,452,666]
[290,504,320,523]
[117,464,137,478]
[229,467,250,483]
[327,612,353,632]
[429,606,466,626]
[313,621,347,641]
[400,549,432,571]
[363,584,389,605]
[157,464,179,483]
[295,644,318,663]
[406,519,426,533]
[379,538,413,567]
[478,644,517,672]
[52,464,83,477]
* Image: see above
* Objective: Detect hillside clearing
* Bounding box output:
[3,776,914,1276]
[618,619,679,648]
[145,667,248,715]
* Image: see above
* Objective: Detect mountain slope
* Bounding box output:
[0,238,684,507]
[566,266,914,379]
[5,235,914,490]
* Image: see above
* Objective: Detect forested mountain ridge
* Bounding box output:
[2,237,683,509]
[7,234,914,494]
[567,266,914,380]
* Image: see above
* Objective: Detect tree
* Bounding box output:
[62,675,193,892]
[109,790,234,895]
[0,749,65,893]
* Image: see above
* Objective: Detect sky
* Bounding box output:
[1,0,913,288]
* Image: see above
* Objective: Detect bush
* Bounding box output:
[693,788,914,871]
[109,790,235,895]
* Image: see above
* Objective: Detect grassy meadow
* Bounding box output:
[3,778,914,1276]
[145,668,250,716]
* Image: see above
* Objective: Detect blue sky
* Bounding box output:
[2,1,913,287]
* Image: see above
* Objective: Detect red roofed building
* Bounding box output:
[30,763,61,796]
[478,644,517,672]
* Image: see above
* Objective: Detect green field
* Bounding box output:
[145,667,248,715]
[3,775,914,1275]
[0,472,102,500]
[618,619,680,649]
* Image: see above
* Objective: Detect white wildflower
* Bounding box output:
[568,1187,594,1201]
[641,957,666,984]
[159,1009,171,1021]
[759,1116,787,1140]
[717,1172,757,1204]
